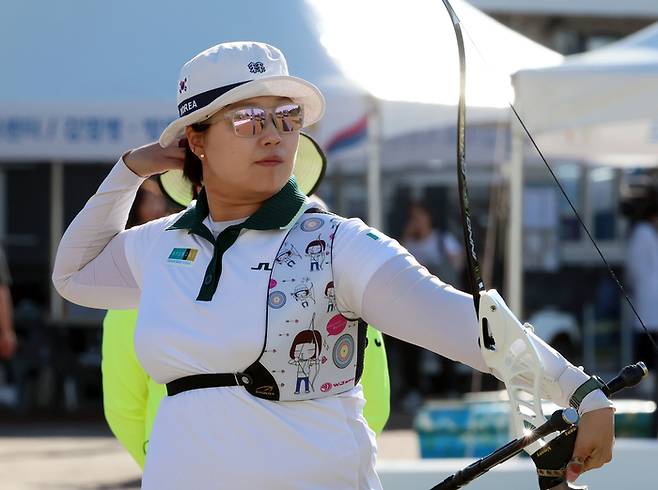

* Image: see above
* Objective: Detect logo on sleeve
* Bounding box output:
[168,248,198,265]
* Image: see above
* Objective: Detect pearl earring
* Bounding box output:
[199,154,205,159]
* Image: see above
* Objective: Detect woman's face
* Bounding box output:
[189,96,300,202]
[409,206,432,231]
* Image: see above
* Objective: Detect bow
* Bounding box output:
[439,0,552,455]
[439,0,655,478]
[435,0,657,487]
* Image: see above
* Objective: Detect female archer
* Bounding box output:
[54,41,614,489]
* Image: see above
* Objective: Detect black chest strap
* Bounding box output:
[166,372,253,396]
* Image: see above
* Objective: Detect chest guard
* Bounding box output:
[242,211,367,401]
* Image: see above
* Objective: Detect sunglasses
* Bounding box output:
[207,103,304,138]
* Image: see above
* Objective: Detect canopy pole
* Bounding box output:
[506,122,524,317]
[367,95,382,230]
[49,161,64,322]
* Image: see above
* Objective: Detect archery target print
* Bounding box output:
[300,217,325,232]
[332,334,355,369]
[268,278,287,309]
[268,291,287,309]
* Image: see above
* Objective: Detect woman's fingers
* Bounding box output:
[582,446,613,471]
[566,407,615,482]
[124,142,186,176]
[568,446,611,482]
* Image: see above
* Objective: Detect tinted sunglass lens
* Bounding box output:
[274,104,303,133]
[233,108,266,137]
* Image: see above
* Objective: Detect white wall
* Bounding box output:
[377,438,657,489]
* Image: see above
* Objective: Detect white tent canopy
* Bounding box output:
[513,21,658,167]
[0,0,363,162]
[305,0,562,230]
[0,0,562,162]
[308,0,562,138]
[506,22,658,318]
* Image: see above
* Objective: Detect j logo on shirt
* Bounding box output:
[251,262,273,271]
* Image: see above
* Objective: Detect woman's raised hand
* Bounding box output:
[123,141,186,178]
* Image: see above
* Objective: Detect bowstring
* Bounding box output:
[454,9,658,352]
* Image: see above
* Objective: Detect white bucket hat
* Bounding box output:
[159,41,326,148]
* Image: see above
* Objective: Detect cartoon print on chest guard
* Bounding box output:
[260,213,361,401]
[288,313,322,394]
[305,235,327,272]
[324,281,336,312]
[291,277,315,308]
[275,243,302,268]
[329,218,340,236]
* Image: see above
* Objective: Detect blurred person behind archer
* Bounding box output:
[623,182,658,435]
[403,201,464,286]
[392,201,466,409]
[0,244,16,360]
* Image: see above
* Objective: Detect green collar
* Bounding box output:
[166,177,307,242]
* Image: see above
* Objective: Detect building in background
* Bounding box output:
[1,0,656,415]
[470,0,658,53]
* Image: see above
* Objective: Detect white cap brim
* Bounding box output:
[159,76,325,148]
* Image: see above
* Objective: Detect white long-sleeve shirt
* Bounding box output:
[53,159,611,490]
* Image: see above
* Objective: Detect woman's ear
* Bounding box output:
[184,126,206,159]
